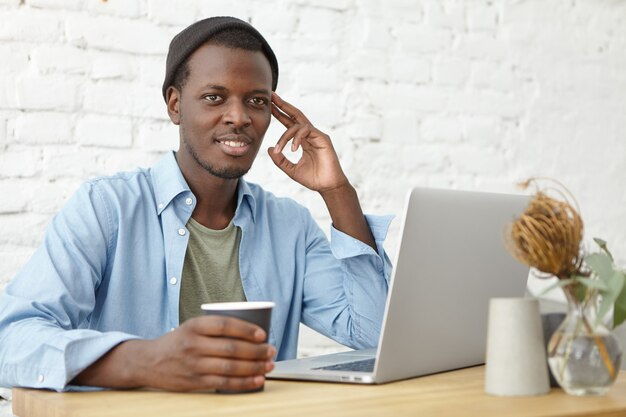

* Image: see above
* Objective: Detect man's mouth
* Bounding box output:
[215,135,252,156]
[220,140,247,148]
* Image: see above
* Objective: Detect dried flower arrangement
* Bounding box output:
[505,178,625,386]
[505,178,626,328]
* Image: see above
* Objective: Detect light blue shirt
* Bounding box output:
[0,152,393,391]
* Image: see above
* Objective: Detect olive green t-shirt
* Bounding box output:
[178,217,246,324]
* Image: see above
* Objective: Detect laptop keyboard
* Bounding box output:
[313,358,375,373]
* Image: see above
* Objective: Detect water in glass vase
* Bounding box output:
[548,331,622,396]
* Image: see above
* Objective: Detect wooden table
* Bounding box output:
[12,366,626,417]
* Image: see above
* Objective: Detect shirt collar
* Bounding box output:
[151,151,257,222]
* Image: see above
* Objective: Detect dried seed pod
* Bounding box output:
[505,179,584,279]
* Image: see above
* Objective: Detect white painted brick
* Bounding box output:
[295,8,341,41]
[0,245,38,286]
[367,84,448,113]
[0,181,29,213]
[97,149,161,177]
[389,55,430,84]
[147,0,198,26]
[381,111,419,144]
[291,0,352,10]
[29,177,81,214]
[470,62,517,92]
[249,5,298,36]
[32,45,90,75]
[0,213,50,247]
[84,0,143,18]
[83,80,133,116]
[76,114,132,148]
[14,112,73,145]
[463,117,502,147]
[0,44,29,73]
[138,121,178,152]
[381,0,422,21]
[84,82,166,120]
[27,0,83,10]
[467,2,499,32]
[289,93,341,129]
[90,50,136,80]
[290,63,342,92]
[0,9,62,42]
[433,56,471,87]
[347,18,392,50]
[420,116,463,143]
[0,147,42,178]
[0,119,6,145]
[394,24,453,55]
[272,38,339,64]
[347,113,382,141]
[16,75,80,111]
[448,92,524,119]
[42,146,101,179]
[65,15,171,55]
[132,84,168,120]
[347,50,387,80]
[0,77,18,109]
[454,33,509,60]
[138,55,166,87]
[424,1,465,30]
[196,0,251,20]
[0,0,21,6]
[448,146,507,176]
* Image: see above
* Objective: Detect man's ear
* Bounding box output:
[166,86,181,125]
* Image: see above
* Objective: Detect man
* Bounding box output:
[0,16,392,393]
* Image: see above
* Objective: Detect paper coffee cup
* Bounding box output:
[201,301,275,394]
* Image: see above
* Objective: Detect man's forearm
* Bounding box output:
[320,183,376,252]
[71,340,150,388]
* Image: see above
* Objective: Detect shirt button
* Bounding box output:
[169,277,178,285]
[38,374,45,383]
[170,327,176,332]
[178,228,186,236]
[158,203,164,209]
[185,197,193,206]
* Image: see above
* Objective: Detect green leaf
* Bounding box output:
[586,253,614,282]
[614,272,626,328]
[538,278,575,296]
[576,277,609,291]
[597,271,626,326]
[593,237,614,262]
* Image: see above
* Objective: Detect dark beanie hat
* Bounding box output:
[162,16,279,101]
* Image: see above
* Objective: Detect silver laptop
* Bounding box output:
[267,187,530,384]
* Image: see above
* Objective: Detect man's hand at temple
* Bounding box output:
[268,92,376,251]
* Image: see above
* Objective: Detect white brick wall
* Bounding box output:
[0,0,626,403]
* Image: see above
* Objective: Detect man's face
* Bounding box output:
[169,43,273,180]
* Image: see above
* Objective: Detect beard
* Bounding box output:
[182,136,251,180]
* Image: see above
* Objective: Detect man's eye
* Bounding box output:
[204,95,222,102]
[250,97,267,106]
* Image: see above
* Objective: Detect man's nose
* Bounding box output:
[222,100,252,128]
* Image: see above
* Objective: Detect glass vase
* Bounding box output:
[547,285,623,396]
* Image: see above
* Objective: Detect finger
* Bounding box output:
[267,147,297,180]
[188,316,266,342]
[272,92,310,124]
[273,124,301,155]
[292,125,312,152]
[195,338,276,360]
[196,357,275,377]
[199,374,265,392]
[271,103,295,128]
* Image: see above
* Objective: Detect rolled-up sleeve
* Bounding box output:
[0,183,139,392]
[301,212,394,349]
